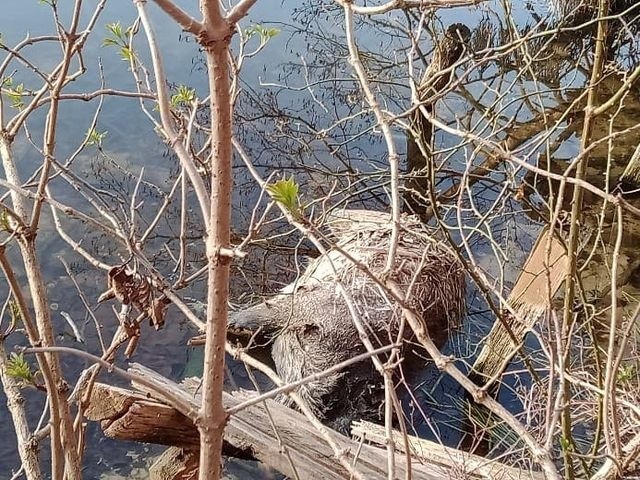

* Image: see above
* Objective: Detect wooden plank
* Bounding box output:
[352,420,545,480]
[472,228,568,383]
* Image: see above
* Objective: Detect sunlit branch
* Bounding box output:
[347,0,489,15]
[151,0,204,36]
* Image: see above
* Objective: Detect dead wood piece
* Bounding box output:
[418,23,471,101]
[472,228,568,384]
[86,364,457,479]
[149,447,198,480]
[407,23,471,208]
[86,365,547,479]
[352,420,546,480]
[111,400,199,447]
[85,383,199,447]
[83,383,145,426]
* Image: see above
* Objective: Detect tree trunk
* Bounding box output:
[199,3,234,478]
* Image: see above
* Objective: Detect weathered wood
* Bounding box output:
[621,143,640,186]
[84,384,199,447]
[84,364,538,480]
[149,447,198,480]
[85,365,444,479]
[352,420,545,480]
[471,228,568,383]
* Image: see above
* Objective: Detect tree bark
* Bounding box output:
[0,133,81,480]
[0,341,43,480]
[199,3,234,479]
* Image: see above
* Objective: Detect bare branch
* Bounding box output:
[226,0,259,24]
[347,0,489,16]
[152,0,204,36]
[339,0,401,274]
[135,0,212,231]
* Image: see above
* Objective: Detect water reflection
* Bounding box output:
[228,0,639,469]
[1,0,639,478]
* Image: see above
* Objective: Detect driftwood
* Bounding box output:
[84,364,541,480]
[352,420,545,480]
[149,448,199,480]
[471,228,568,384]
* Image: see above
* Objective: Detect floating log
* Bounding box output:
[84,364,542,480]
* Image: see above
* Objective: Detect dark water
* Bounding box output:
[0,2,332,477]
[1,0,638,478]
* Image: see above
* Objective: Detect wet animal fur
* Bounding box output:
[228,210,466,433]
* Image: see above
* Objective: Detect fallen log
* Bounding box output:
[85,383,199,447]
[85,365,435,479]
[84,363,543,480]
[352,420,545,480]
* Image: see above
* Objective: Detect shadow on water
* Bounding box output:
[1,0,639,478]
